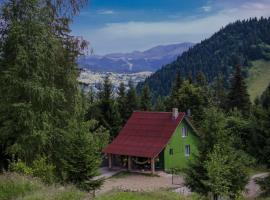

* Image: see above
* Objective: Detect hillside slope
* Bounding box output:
[247,60,270,101]
[137,18,270,98]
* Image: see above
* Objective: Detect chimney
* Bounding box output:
[172,108,179,120]
[187,109,191,117]
[186,109,193,121]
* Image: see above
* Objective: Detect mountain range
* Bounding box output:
[78,42,194,73]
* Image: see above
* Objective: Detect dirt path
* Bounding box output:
[245,172,269,199]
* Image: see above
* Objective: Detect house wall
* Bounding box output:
[163,119,199,170]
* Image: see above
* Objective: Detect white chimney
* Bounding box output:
[172,108,179,120]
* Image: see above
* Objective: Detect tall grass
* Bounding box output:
[0,173,88,200]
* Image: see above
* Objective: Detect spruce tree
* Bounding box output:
[117,82,127,124]
[251,84,270,166]
[155,96,166,111]
[98,76,121,138]
[211,74,227,109]
[227,65,251,115]
[126,80,139,119]
[140,84,152,111]
[169,72,183,108]
[196,71,207,86]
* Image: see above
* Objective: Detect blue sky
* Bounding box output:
[71,0,270,55]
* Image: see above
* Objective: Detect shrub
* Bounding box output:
[32,157,56,184]
[9,159,33,176]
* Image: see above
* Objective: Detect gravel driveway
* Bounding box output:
[97,171,183,195]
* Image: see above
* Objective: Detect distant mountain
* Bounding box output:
[78,43,194,73]
[137,18,270,98]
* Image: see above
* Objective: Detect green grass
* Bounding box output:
[112,171,159,179]
[0,173,88,200]
[96,191,205,200]
[247,60,270,102]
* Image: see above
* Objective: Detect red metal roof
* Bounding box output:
[102,111,185,158]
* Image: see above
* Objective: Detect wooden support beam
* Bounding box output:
[151,157,155,174]
[108,154,112,169]
[128,156,132,171]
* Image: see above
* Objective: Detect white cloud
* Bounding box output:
[97,9,116,15]
[75,0,270,54]
[201,6,212,12]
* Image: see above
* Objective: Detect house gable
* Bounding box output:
[163,118,199,170]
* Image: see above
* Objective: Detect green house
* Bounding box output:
[103,108,199,173]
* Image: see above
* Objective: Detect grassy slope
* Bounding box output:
[1,173,270,200]
[247,60,270,102]
[0,173,88,200]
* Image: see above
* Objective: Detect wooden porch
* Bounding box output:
[107,154,157,174]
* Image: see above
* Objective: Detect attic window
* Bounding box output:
[169,148,173,155]
[182,127,188,137]
[185,145,190,157]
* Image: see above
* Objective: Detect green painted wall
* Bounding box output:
[163,119,199,170]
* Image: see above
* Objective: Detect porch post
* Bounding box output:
[108,154,112,169]
[151,157,155,174]
[128,156,132,171]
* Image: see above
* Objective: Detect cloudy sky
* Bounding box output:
[71,0,270,55]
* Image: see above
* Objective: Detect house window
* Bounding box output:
[182,127,188,137]
[185,145,190,157]
[169,148,173,155]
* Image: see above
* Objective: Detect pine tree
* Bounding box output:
[126,80,139,119]
[170,80,209,124]
[117,82,127,124]
[169,72,183,108]
[188,71,193,84]
[211,74,227,109]
[251,84,270,166]
[196,71,207,86]
[140,84,152,111]
[98,76,121,137]
[155,96,166,111]
[227,65,251,115]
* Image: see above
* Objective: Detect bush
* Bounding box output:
[9,159,33,176]
[32,157,56,184]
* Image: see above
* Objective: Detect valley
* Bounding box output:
[78,69,153,92]
[77,43,193,92]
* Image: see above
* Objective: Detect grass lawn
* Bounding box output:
[95,191,204,200]
[247,59,270,102]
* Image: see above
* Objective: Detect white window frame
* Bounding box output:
[185,145,190,157]
[182,127,188,137]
